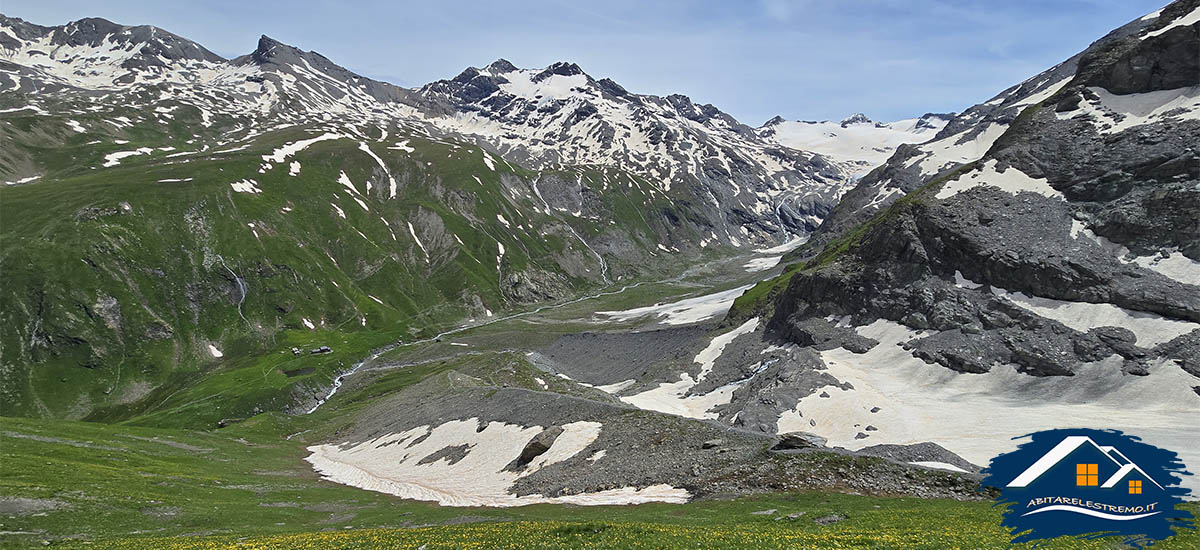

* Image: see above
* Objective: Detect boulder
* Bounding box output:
[504,426,563,471]
[771,432,827,450]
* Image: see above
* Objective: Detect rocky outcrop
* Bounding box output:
[856,442,980,473]
[765,0,1200,379]
[504,426,564,471]
[771,432,828,450]
[1076,0,1200,94]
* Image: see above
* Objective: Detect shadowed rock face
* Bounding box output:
[1077,1,1200,94]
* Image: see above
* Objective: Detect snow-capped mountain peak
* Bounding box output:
[758,112,952,174]
[414,58,851,233]
[0,15,225,90]
[0,17,870,239]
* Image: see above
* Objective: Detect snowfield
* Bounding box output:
[774,320,1200,492]
[765,114,947,173]
[992,288,1199,347]
[102,147,154,167]
[305,418,690,506]
[744,256,782,272]
[935,159,1063,200]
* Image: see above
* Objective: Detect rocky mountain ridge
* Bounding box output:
[735,0,1198,437]
[1,15,856,239]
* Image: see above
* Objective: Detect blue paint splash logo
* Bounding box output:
[982,428,1194,547]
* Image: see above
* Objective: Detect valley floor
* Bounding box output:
[2,245,1196,548]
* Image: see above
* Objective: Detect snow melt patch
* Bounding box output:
[910,461,968,473]
[992,288,1198,347]
[207,344,223,358]
[1058,86,1200,134]
[1129,252,1200,286]
[1143,5,1200,38]
[596,284,753,326]
[102,147,154,167]
[594,379,636,394]
[388,140,414,153]
[262,132,345,164]
[408,221,429,261]
[951,271,983,290]
[4,175,41,186]
[935,159,1063,200]
[620,318,759,419]
[230,179,261,194]
[358,141,397,198]
[305,418,689,506]
[775,320,1200,492]
[744,256,781,272]
[1075,227,1200,287]
[337,170,359,195]
[288,161,301,176]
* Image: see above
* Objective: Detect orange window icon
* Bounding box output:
[1076,464,1098,486]
[1129,480,1142,494]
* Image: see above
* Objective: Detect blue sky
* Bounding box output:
[2,0,1168,124]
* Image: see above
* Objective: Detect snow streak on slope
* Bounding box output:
[1055,86,1200,135]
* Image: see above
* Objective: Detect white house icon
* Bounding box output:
[1006,436,1163,490]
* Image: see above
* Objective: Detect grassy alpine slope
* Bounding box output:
[0,95,720,425]
[4,406,1197,549]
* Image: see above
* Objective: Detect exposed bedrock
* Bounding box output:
[768,189,1200,376]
